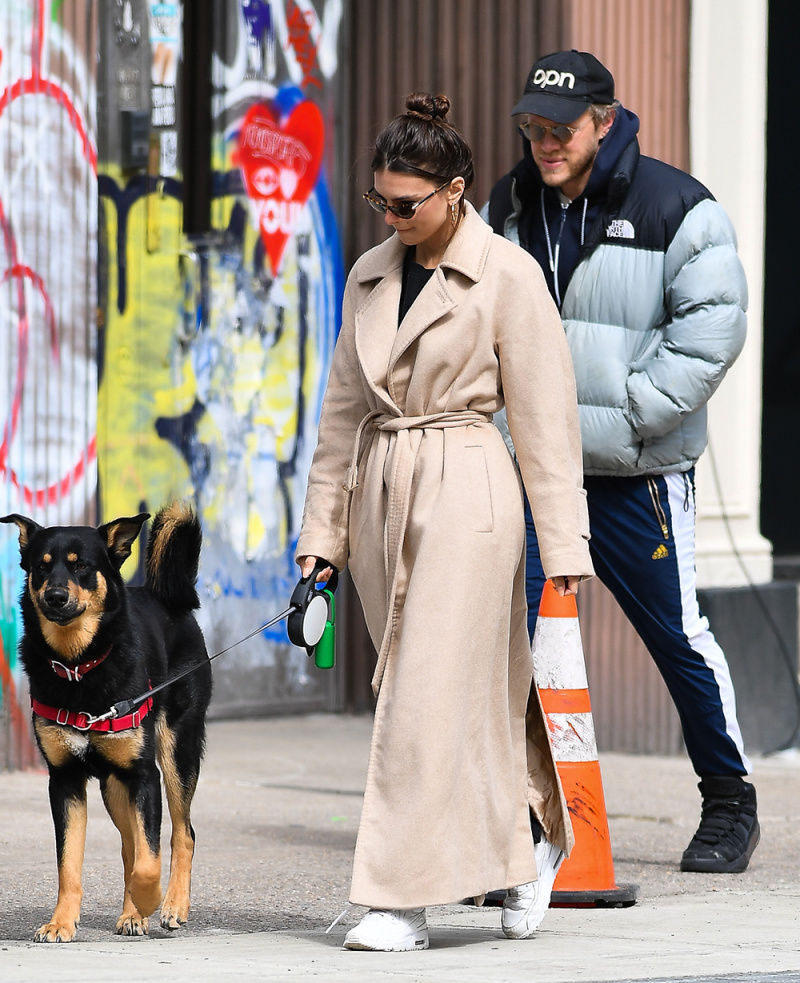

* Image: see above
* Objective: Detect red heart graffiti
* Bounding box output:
[236,100,325,277]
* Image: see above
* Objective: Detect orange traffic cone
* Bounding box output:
[533,580,637,907]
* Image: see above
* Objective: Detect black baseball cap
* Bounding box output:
[511,50,615,123]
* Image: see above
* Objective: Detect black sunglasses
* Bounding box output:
[363,181,450,220]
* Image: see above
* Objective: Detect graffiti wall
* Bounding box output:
[0,0,344,765]
[0,0,97,767]
[97,0,344,716]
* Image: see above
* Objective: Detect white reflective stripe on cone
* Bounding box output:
[546,711,599,762]
[532,617,589,690]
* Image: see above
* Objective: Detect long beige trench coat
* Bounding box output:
[296,203,593,909]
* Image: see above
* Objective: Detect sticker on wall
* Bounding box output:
[234,99,324,277]
[241,0,276,78]
[148,1,180,87]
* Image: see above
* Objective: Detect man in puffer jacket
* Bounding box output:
[487,49,758,873]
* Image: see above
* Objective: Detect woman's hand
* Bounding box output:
[551,575,580,597]
[297,555,334,583]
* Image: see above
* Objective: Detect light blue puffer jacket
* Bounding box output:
[487,111,747,477]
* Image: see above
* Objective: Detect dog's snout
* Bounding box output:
[45,587,70,609]
[36,568,87,625]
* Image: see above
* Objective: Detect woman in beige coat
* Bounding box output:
[296,93,593,951]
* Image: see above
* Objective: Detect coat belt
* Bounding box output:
[345,409,491,694]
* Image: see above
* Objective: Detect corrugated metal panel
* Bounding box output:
[341,0,567,270]
[566,0,690,169]
[0,0,98,768]
[577,578,684,756]
[566,0,690,754]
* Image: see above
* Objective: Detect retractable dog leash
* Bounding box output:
[287,559,339,668]
[75,559,339,729]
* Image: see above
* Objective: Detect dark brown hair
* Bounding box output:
[371,93,475,206]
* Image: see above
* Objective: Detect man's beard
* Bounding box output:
[538,147,599,194]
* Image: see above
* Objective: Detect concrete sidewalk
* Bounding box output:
[2,713,800,982]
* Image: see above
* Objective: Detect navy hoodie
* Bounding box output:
[500,107,641,309]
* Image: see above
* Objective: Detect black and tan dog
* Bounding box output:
[0,502,212,942]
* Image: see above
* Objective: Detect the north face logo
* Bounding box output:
[651,544,669,560]
[607,219,635,239]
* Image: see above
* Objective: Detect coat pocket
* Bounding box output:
[465,444,494,533]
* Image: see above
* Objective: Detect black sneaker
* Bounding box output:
[680,776,760,873]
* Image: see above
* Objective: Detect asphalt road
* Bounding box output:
[2,714,800,982]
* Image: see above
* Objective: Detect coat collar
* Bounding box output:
[354,202,493,285]
[352,203,495,412]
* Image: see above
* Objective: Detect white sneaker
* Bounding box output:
[502,838,564,939]
[343,907,429,951]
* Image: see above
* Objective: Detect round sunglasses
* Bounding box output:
[519,118,588,144]
[363,180,450,220]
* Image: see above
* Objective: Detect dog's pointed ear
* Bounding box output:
[98,513,150,569]
[0,514,41,564]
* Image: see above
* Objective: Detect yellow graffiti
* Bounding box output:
[97,167,189,573]
[97,150,328,571]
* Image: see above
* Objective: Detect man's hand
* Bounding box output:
[551,575,580,596]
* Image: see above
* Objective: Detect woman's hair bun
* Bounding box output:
[371,90,473,194]
[405,92,450,122]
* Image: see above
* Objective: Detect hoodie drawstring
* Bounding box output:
[541,189,588,308]
[580,196,588,247]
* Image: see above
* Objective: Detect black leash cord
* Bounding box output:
[104,606,295,723]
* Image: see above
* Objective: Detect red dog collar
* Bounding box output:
[31,694,153,732]
[49,646,112,682]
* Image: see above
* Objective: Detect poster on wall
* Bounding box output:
[235,98,325,277]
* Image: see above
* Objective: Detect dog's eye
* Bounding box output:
[74,561,87,572]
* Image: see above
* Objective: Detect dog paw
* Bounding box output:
[116,913,149,936]
[34,920,78,943]
[160,900,188,931]
[160,911,187,931]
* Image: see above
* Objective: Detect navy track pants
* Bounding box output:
[524,469,750,778]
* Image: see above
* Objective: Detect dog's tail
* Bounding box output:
[145,502,202,611]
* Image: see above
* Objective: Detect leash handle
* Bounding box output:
[290,558,338,604]
[288,559,338,654]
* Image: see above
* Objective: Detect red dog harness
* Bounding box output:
[31,693,154,732]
